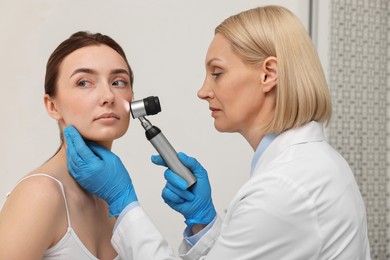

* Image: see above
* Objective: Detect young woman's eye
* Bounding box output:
[112,80,128,87]
[77,80,92,87]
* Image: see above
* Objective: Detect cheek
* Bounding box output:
[120,93,132,114]
[116,91,132,120]
[219,89,240,116]
[120,94,132,129]
[224,84,260,121]
[67,103,90,118]
[58,97,94,127]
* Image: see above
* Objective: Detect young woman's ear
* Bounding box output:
[260,56,278,93]
[44,94,62,120]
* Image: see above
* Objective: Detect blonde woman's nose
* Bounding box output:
[197,80,213,100]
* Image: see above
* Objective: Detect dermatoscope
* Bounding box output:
[130,96,197,187]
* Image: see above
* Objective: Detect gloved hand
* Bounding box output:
[64,126,137,217]
[151,152,216,228]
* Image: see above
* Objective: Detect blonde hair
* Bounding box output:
[215,5,331,133]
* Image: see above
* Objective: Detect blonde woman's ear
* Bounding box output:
[44,94,63,121]
[261,56,278,93]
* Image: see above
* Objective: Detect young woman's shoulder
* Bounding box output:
[7,173,65,205]
[0,174,67,259]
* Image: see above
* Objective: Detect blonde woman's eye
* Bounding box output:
[113,80,128,87]
[211,72,222,77]
[211,68,223,78]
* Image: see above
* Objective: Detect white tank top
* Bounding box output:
[7,174,120,260]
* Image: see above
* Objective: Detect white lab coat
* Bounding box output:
[112,121,371,259]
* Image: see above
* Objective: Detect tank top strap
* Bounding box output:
[8,174,72,228]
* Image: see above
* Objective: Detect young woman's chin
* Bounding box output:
[86,131,126,142]
[76,127,126,144]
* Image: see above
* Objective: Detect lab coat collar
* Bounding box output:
[250,133,278,176]
[252,121,325,177]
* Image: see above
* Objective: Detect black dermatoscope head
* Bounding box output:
[131,96,161,119]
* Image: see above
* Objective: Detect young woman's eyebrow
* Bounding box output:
[69,68,129,78]
[70,68,97,78]
[111,69,129,76]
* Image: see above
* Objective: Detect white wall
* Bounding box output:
[0,0,309,251]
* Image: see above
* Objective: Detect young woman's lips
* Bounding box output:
[94,113,120,123]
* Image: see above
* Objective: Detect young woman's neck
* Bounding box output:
[95,141,113,150]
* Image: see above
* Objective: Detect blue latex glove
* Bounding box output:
[151,152,216,228]
[64,126,137,217]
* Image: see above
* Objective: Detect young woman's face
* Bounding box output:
[50,45,133,145]
[198,34,267,134]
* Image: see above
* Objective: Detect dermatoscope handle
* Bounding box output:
[146,126,197,187]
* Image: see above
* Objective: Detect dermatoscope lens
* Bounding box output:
[130,96,161,118]
[144,96,161,115]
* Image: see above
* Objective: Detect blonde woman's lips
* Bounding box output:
[210,107,220,117]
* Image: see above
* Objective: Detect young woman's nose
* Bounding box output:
[99,84,115,105]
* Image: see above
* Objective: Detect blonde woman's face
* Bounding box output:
[51,45,133,146]
[198,34,267,134]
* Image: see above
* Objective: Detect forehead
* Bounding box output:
[205,33,245,67]
[60,45,128,71]
[206,34,231,60]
